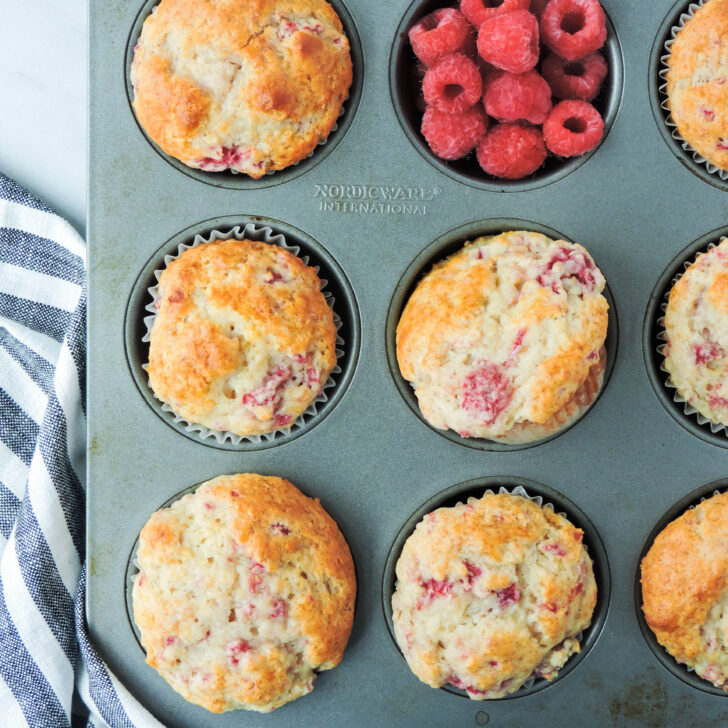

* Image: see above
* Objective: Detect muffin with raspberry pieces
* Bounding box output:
[396,230,609,443]
[391,492,597,699]
[663,238,728,426]
[132,473,356,713]
[665,0,728,173]
[641,490,728,691]
[130,0,352,178]
[147,237,337,438]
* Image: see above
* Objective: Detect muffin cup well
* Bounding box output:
[124,215,360,451]
[650,0,728,191]
[635,479,728,696]
[385,218,619,452]
[382,476,610,701]
[643,226,728,448]
[124,0,364,190]
[389,0,624,192]
[143,224,343,446]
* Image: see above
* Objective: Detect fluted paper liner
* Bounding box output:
[141,223,344,445]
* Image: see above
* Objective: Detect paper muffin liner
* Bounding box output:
[141,223,345,445]
[442,484,587,697]
[658,0,728,180]
[655,237,728,437]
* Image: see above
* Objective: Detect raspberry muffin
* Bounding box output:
[666,0,728,172]
[130,0,352,178]
[641,490,728,691]
[663,238,728,427]
[392,492,596,699]
[132,473,356,713]
[396,230,609,443]
[147,238,337,437]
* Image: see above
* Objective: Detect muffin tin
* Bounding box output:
[87,0,728,725]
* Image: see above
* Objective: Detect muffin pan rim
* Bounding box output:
[122,214,362,451]
[634,478,728,697]
[642,224,728,449]
[384,217,620,452]
[388,0,625,193]
[380,475,612,702]
[123,0,365,190]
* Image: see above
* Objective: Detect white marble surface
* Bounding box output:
[0,1,87,236]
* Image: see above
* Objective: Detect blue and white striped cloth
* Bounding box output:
[0,173,164,728]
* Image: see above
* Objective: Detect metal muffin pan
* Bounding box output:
[87,0,728,725]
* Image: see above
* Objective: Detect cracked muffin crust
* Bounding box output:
[666,0,728,172]
[132,473,356,713]
[391,492,596,699]
[130,0,352,178]
[147,238,337,437]
[664,238,728,427]
[641,490,728,691]
[396,231,609,443]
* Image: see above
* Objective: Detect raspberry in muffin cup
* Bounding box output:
[143,224,343,444]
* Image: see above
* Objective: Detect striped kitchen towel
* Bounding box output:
[0,173,164,728]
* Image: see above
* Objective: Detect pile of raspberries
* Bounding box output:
[409,0,609,180]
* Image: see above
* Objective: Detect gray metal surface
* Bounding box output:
[87,0,728,725]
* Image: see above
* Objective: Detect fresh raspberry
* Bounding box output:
[476,123,547,178]
[530,0,550,18]
[483,70,552,124]
[542,99,603,156]
[477,10,540,74]
[541,51,607,100]
[409,8,474,67]
[541,0,607,61]
[460,0,531,28]
[421,105,489,159]
[422,53,483,113]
